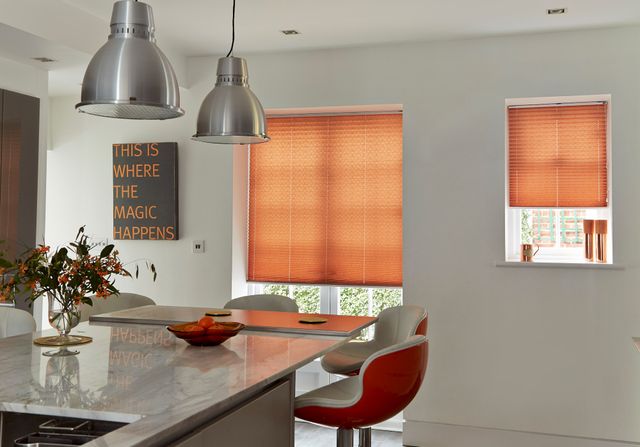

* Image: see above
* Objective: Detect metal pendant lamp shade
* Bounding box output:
[76,0,184,120]
[193,56,269,144]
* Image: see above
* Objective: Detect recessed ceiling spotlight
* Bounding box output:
[281,30,300,35]
[32,57,57,63]
[547,8,566,15]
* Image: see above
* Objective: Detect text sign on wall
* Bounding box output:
[112,142,178,240]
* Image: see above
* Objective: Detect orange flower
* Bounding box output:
[96,289,110,298]
[59,274,69,284]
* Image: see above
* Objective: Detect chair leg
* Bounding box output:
[358,427,371,447]
[337,428,353,447]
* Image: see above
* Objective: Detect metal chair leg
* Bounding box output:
[337,428,354,447]
[358,427,371,447]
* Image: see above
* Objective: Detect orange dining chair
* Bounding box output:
[295,335,428,447]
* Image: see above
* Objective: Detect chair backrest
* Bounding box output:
[224,294,299,313]
[295,335,428,429]
[354,335,428,426]
[80,293,156,322]
[373,305,427,346]
[0,308,37,338]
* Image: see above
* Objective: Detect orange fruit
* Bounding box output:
[183,324,204,332]
[198,316,215,329]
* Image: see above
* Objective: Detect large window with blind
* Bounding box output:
[505,96,612,263]
[247,111,403,315]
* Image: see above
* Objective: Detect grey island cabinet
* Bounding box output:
[0,322,344,446]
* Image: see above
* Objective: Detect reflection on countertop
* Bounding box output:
[0,321,342,446]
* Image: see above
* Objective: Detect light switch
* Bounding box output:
[192,240,205,254]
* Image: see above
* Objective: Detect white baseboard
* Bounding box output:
[403,421,640,447]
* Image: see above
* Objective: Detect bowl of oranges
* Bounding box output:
[167,316,245,346]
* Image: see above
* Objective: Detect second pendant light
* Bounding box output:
[193,0,269,145]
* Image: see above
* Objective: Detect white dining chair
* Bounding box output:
[224,294,299,312]
[0,307,37,338]
[321,305,427,376]
[80,293,156,322]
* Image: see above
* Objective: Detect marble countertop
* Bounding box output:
[0,322,344,446]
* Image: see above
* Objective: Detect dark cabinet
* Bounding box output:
[0,89,40,313]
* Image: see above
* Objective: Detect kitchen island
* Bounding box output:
[0,321,348,446]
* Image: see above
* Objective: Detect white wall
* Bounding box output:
[0,55,48,327]
[46,90,234,307]
[48,25,640,444]
[190,26,640,444]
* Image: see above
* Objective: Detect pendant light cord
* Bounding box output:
[226,0,236,57]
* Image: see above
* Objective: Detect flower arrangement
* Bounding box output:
[0,226,156,307]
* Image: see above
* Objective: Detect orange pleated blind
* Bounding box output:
[248,114,402,286]
[508,103,608,207]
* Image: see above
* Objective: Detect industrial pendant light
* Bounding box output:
[193,0,269,144]
[76,0,184,120]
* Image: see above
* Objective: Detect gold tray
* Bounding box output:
[205,309,232,317]
[299,317,328,324]
[33,335,93,347]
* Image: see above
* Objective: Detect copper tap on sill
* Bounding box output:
[595,219,608,263]
[583,219,595,261]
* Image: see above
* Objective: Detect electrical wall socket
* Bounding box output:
[192,240,205,254]
[89,236,110,247]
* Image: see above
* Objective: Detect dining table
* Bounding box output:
[0,306,377,447]
[89,305,377,337]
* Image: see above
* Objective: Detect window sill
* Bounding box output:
[496,261,625,270]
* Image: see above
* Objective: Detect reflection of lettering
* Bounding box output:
[109,350,153,369]
[111,327,173,346]
[108,374,133,390]
[113,226,176,240]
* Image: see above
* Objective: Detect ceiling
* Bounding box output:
[62,0,640,56]
[1,0,640,96]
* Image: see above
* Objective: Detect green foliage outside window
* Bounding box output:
[263,284,289,297]
[338,287,402,316]
[338,287,369,316]
[262,284,320,314]
[372,289,402,316]
[292,286,321,314]
[521,209,533,244]
[339,287,402,340]
[262,284,402,317]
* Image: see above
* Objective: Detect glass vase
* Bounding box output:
[44,292,83,356]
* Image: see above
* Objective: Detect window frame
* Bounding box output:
[247,282,403,316]
[504,95,613,264]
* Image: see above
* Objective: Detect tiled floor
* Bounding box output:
[295,422,402,446]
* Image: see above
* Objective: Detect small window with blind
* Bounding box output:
[505,96,612,264]
[247,111,402,288]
